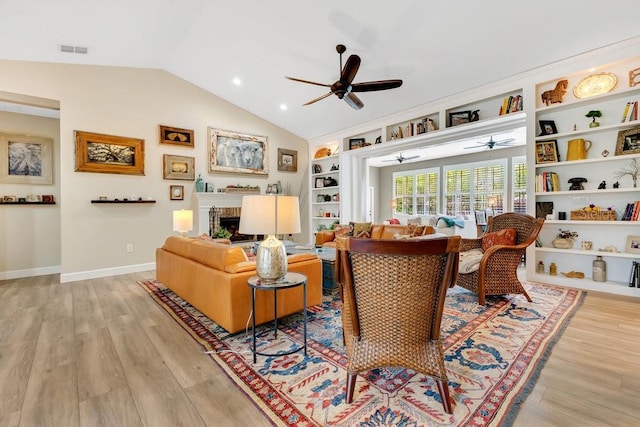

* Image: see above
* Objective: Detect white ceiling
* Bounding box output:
[1,1,639,141]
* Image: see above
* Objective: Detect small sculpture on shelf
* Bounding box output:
[541,79,568,106]
[614,158,639,188]
[568,177,587,191]
[470,110,480,122]
[598,180,606,189]
[613,181,620,189]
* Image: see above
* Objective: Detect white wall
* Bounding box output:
[0,61,309,282]
[0,111,60,277]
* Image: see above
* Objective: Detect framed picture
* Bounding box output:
[312,164,322,174]
[315,177,325,188]
[277,148,298,172]
[349,138,366,150]
[535,140,559,164]
[159,125,194,148]
[626,235,640,254]
[448,110,471,127]
[208,127,268,175]
[75,130,144,175]
[169,185,184,200]
[0,133,53,184]
[163,154,195,180]
[538,120,558,136]
[615,126,640,155]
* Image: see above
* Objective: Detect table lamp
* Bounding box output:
[173,209,193,236]
[487,196,498,217]
[239,195,301,282]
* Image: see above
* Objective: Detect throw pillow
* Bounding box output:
[482,228,517,251]
[405,224,425,237]
[349,221,372,238]
[407,217,422,226]
[393,233,412,240]
[333,224,351,238]
[459,248,484,274]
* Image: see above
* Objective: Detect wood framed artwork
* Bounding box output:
[169,185,184,200]
[0,132,53,184]
[615,126,640,155]
[159,125,194,148]
[538,120,558,136]
[277,148,297,172]
[208,127,268,175]
[626,235,640,254]
[75,130,144,175]
[448,110,471,127]
[349,138,366,150]
[163,154,195,180]
[535,140,559,164]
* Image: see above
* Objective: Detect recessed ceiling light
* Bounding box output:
[279,104,287,111]
[232,77,242,86]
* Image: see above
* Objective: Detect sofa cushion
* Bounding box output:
[349,221,372,238]
[333,224,351,238]
[162,236,196,258]
[459,248,484,274]
[406,224,425,237]
[191,240,248,270]
[482,228,517,251]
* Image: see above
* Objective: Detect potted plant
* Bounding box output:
[211,227,232,239]
[552,229,578,249]
[585,110,602,128]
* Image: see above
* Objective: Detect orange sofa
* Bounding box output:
[315,223,436,248]
[156,236,322,333]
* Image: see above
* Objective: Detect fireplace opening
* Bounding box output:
[210,206,257,242]
[219,216,254,242]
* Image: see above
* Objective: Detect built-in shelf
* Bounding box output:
[536,247,640,259]
[0,201,55,205]
[91,200,156,204]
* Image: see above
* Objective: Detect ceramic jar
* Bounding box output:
[552,238,573,249]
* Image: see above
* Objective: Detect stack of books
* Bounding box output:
[498,95,523,115]
[621,101,638,122]
[535,172,560,192]
[629,261,639,288]
[621,200,640,221]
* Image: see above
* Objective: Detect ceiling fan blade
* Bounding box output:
[303,92,333,106]
[404,155,420,161]
[493,138,516,145]
[351,79,403,92]
[343,92,364,110]
[341,54,361,85]
[285,76,331,88]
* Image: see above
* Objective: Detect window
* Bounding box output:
[393,169,439,216]
[444,159,506,216]
[512,155,527,213]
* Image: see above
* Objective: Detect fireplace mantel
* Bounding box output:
[193,192,247,235]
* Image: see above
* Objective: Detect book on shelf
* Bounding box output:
[621,201,640,221]
[535,171,560,192]
[629,261,639,288]
[621,100,638,123]
[498,95,522,115]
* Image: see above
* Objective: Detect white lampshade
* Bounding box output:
[173,209,193,236]
[239,195,300,282]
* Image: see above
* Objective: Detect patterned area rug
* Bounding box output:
[138,280,583,426]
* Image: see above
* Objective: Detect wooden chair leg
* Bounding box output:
[436,378,453,414]
[345,372,357,403]
[522,288,532,302]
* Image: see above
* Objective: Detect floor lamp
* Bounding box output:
[239,195,301,282]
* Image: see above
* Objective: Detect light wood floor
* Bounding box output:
[0,272,639,427]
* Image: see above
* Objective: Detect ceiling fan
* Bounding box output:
[464,136,516,150]
[285,44,403,110]
[381,153,420,164]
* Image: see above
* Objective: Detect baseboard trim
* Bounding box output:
[60,262,156,283]
[0,265,62,281]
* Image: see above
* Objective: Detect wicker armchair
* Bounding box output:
[456,212,544,305]
[336,236,461,414]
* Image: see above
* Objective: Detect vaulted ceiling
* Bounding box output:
[1,1,639,140]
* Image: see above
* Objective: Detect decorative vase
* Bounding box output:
[552,238,574,249]
[195,174,204,192]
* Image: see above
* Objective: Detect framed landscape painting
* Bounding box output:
[163,154,195,180]
[0,133,53,184]
[208,127,268,175]
[75,130,145,175]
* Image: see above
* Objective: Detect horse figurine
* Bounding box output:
[541,79,568,106]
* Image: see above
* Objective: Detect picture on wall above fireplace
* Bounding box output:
[208,127,268,175]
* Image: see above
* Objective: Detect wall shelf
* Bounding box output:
[0,201,55,205]
[91,200,156,204]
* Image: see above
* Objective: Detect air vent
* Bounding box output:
[60,44,88,54]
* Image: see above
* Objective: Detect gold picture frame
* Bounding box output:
[277,148,297,172]
[535,140,559,164]
[163,154,195,180]
[0,133,53,184]
[75,131,144,175]
[615,126,640,155]
[159,125,194,148]
[208,127,268,175]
